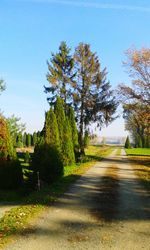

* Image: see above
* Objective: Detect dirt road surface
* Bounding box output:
[3,149,150,250]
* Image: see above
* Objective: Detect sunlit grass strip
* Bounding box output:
[85,145,115,158]
[126,148,150,156]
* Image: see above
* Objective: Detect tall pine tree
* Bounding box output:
[45,41,75,108]
[74,43,117,154]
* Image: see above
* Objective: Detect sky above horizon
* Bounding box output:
[0,0,150,136]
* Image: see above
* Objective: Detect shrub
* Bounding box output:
[0,160,23,189]
[31,143,63,185]
[0,116,15,159]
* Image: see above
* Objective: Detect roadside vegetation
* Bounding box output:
[125,148,150,156]
[0,145,113,247]
[128,156,150,190]
[0,44,149,248]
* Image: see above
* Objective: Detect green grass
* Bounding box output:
[125,148,150,156]
[85,145,115,160]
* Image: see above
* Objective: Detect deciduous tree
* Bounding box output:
[119,47,150,147]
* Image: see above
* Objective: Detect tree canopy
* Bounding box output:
[0,79,6,94]
[45,42,117,153]
[119,47,150,147]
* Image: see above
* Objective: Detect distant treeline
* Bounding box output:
[15,131,42,148]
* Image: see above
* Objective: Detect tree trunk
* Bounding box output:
[79,74,85,155]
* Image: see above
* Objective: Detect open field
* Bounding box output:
[125,148,150,156]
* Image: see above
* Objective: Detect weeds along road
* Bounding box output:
[3,149,150,250]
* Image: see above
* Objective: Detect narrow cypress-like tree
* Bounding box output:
[54,97,66,146]
[146,136,150,148]
[125,136,131,149]
[54,97,75,165]
[23,132,27,147]
[16,132,23,148]
[67,106,79,150]
[33,132,37,146]
[138,137,142,148]
[26,134,31,147]
[44,108,60,147]
[62,117,75,165]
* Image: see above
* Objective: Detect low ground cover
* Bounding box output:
[125,148,150,156]
[128,156,150,190]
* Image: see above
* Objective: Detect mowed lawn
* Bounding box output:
[125,148,150,156]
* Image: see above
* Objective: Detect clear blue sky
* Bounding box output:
[0,0,150,136]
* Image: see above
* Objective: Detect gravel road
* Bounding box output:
[3,149,150,250]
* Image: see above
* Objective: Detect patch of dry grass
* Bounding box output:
[129,156,150,190]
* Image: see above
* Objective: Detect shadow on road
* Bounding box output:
[0,155,150,242]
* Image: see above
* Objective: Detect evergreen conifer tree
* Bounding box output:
[125,136,131,149]
[23,132,27,147]
[146,136,150,148]
[67,106,79,150]
[45,41,75,108]
[26,134,31,147]
[16,132,23,148]
[138,137,142,148]
[54,97,75,165]
[33,132,37,146]
[44,108,60,147]
[62,117,75,165]
[54,97,66,146]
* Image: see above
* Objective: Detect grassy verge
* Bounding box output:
[116,147,122,156]
[85,145,115,160]
[0,145,114,247]
[125,148,150,156]
[128,156,150,190]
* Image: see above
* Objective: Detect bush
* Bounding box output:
[31,143,64,185]
[0,116,15,159]
[0,160,23,189]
